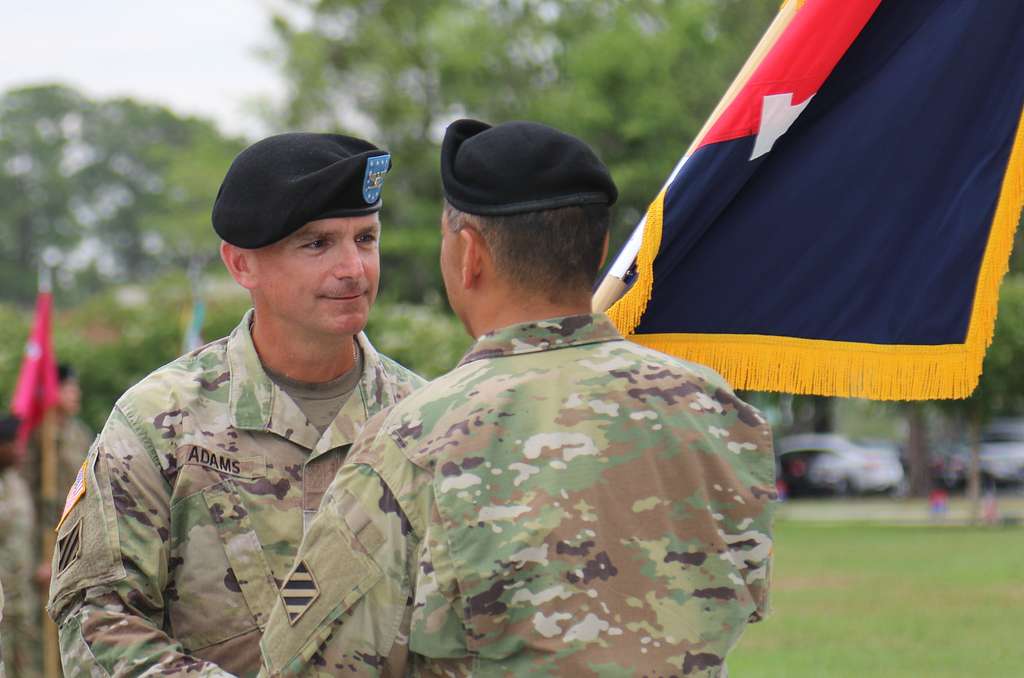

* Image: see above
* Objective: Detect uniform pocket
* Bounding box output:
[165,480,278,652]
[202,482,281,629]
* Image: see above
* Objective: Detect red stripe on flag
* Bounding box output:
[697,0,881,150]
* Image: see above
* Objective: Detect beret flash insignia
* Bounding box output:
[362,153,390,204]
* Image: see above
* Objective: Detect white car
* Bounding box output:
[776,433,905,496]
[979,419,1024,484]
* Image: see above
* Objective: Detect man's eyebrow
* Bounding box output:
[293,229,332,241]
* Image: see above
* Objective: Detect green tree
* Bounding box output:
[0,85,244,306]
[265,0,778,301]
[937,275,1024,517]
[0,275,471,431]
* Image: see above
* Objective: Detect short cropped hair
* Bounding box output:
[58,363,76,383]
[444,201,609,301]
[0,415,20,444]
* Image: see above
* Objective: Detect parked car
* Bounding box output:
[865,438,969,491]
[776,433,905,497]
[978,419,1024,485]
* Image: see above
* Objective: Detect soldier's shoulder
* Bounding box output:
[0,469,32,509]
[374,351,427,391]
[384,362,470,419]
[360,363,483,472]
[610,339,733,392]
[67,416,94,440]
[115,336,231,420]
[348,365,461,459]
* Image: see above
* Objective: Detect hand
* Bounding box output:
[35,560,52,590]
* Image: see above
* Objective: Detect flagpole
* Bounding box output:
[36,262,61,678]
[41,410,59,678]
[591,0,800,315]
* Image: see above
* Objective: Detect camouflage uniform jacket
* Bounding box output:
[0,468,37,678]
[47,310,425,677]
[260,314,776,677]
[0,578,5,678]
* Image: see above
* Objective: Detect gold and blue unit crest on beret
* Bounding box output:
[363,153,390,204]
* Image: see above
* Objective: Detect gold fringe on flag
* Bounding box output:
[607,105,1024,401]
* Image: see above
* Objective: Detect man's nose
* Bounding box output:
[330,240,363,279]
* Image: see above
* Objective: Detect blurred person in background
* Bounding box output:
[1,577,5,678]
[46,133,425,677]
[0,415,40,678]
[23,364,94,592]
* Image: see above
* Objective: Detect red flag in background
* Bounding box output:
[11,286,59,444]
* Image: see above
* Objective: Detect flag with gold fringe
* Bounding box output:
[603,0,1024,401]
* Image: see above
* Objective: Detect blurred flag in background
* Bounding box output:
[11,271,59,443]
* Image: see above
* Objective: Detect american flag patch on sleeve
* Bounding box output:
[55,457,89,532]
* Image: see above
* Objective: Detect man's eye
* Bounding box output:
[356,233,378,244]
[304,239,326,250]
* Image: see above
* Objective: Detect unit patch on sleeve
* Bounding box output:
[281,559,320,625]
[57,518,83,575]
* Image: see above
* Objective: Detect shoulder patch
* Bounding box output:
[56,456,90,531]
[56,518,83,575]
[281,560,319,625]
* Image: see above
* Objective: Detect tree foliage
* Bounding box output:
[266,0,778,301]
[0,275,470,431]
[0,85,244,306]
[954,274,1024,421]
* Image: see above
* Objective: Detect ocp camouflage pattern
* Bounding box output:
[260,313,776,677]
[47,310,424,677]
[0,468,39,678]
[0,578,5,678]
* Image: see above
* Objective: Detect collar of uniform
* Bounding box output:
[226,310,279,434]
[226,309,394,453]
[309,332,394,458]
[457,313,621,368]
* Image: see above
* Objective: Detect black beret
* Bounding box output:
[440,119,617,216]
[0,415,19,443]
[57,363,76,383]
[212,133,392,248]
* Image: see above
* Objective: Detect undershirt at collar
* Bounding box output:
[264,345,364,435]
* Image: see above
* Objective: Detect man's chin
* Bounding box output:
[319,313,369,338]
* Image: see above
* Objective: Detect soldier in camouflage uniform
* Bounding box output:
[47,133,425,676]
[1,415,40,678]
[260,120,776,677]
[1,578,5,678]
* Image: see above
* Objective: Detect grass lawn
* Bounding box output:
[727,521,1024,677]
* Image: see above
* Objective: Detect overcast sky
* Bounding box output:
[1,1,293,139]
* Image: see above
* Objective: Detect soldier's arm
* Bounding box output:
[0,580,5,678]
[47,407,235,677]
[0,476,37,630]
[713,391,777,623]
[260,450,415,677]
[0,475,39,676]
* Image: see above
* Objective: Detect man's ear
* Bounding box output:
[220,242,258,290]
[458,226,488,290]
